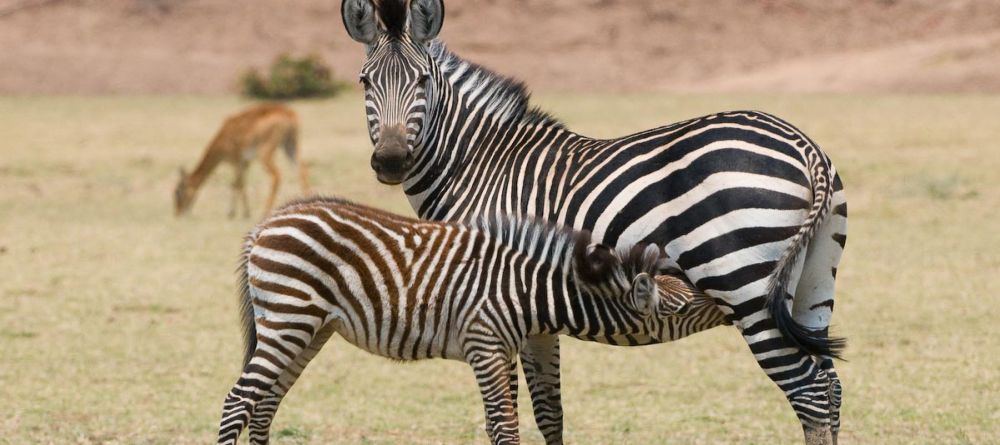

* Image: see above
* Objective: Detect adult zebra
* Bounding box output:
[340,1,848,444]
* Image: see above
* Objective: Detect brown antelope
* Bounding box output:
[173,104,311,218]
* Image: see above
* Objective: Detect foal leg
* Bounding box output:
[216,318,318,445]
[469,351,520,445]
[247,323,337,445]
[520,335,562,445]
[484,360,520,439]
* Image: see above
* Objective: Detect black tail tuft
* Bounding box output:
[761,133,846,361]
[767,273,846,360]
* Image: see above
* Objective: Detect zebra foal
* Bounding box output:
[216,196,721,445]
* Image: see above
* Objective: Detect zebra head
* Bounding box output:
[342,0,444,185]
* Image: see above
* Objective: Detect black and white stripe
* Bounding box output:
[342,1,848,444]
[215,197,713,445]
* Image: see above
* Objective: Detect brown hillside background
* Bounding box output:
[2,0,999,94]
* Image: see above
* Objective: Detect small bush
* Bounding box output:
[240,54,345,99]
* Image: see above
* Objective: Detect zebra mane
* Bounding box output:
[269,195,357,217]
[374,0,409,39]
[428,40,565,129]
[471,214,660,287]
[471,213,577,262]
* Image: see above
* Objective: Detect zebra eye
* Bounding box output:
[358,74,371,87]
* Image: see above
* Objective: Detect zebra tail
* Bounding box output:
[236,232,259,368]
[765,149,846,360]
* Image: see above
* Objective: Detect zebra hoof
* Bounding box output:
[803,426,833,445]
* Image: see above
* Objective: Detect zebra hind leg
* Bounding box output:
[217,322,315,445]
[735,305,834,444]
[520,335,563,445]
[819,357,842,445]
[792,185,848,445]
[247,323,337,445]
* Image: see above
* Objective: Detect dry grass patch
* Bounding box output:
[1,94,998,444]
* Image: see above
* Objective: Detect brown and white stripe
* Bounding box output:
[216,196,718,445]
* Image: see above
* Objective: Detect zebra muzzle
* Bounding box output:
[371,127,414,185]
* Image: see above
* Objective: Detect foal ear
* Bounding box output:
[641,244,662,265]
[585,242,619,269]
[341,0,378,44]
[409,0,444,43]
[631,273,658,316]
[575,242,619,284]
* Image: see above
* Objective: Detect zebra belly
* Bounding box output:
[583,163,812,302]
[331,312,467,361]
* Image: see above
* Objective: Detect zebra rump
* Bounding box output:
[765,159,846,360]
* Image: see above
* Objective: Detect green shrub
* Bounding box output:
[240,54,345,99]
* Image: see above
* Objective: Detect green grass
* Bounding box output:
[1,93,998,444]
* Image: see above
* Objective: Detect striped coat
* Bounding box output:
[341,1,848,443]
[217,197,722,445]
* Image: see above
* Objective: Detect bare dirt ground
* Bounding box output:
[1,0,999,94]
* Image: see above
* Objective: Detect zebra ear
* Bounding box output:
[585,242,618,268]
[409,0,444,43]
[631,273,658,316]
[342,0,377,44]
[641,244,662,265]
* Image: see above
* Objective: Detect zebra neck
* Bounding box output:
[406,42,579,220]
[546,281,645,339]
[472,217,645,338]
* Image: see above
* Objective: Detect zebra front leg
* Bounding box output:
[469,351,520,445]
[520,335,562,445]
[483,359,519,438]
[247,324,337,445]
[508,358,519,416]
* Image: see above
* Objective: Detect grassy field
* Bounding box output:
[1,93,998,444]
